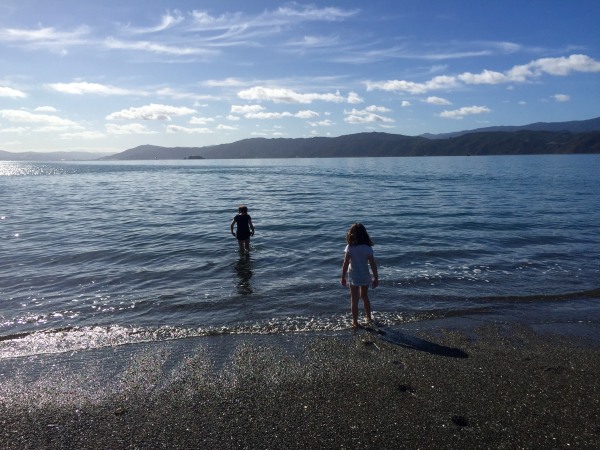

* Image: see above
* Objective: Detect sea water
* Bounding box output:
[1,155,599,357]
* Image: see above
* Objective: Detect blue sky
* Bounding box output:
[1,0,599,153]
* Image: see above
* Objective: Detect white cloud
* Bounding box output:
[553,94,571,102]
[528,54,600,75]
[295,110,319,119]
[0,109,79,128]
[34,106,58,112]
[106,123,156,135]
[366,75,458,94]
[344,107,395,124]
[49,82,136,96]
[401,100,411,107]
[425,96,451,105]
[189,116,215,125]
[463,54,600,85]
[0,86,26,98]
[156,87,213,101]
[216,124,238,130]
[439,105,491,119]
[106,104,196,120]
[231,104,265,114]
[347,91,364,104]
[245,111,293,119]
[204,78,247,88]
[365,105,392,113]
[308,119,334,127]
[166,125,212,134]
[60,130,105,140]
[458,69,509,85]
[0,126,29,134]
[367,54,600,93]
[237,86,358,104]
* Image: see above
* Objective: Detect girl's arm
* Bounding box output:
[368,254,379,288]
[249,218,255,236]
[230,219,236,236]
[341,252,350,286]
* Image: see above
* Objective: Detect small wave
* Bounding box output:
[0,311,439,359]
[476,287,600,303]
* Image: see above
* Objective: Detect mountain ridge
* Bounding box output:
[420,116,600,139]
[1,116,599,161]
[103,129,600,160]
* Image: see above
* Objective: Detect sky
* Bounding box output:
[1,0,599,154]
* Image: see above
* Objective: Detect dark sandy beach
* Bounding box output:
[1,316,599,449]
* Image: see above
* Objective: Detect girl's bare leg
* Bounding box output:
[360,285,372,321]
[349,284,360,327]
[244,239,250,252]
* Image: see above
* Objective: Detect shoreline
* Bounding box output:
[1,313,599,449]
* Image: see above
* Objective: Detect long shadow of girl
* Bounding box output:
[364,324,468,358]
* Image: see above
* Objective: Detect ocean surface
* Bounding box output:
[1,155,599,358]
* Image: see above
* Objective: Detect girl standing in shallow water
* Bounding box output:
[231,205,255,253]
[341,223,379,328]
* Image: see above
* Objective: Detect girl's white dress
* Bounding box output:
[344,244,374,286]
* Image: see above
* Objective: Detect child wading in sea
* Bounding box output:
[341,223,379,328]
[231,205,255,253]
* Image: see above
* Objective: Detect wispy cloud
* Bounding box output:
[0,26,91,53]
[190,4,358,31]
[0,25,90,43]
[126,11,184,34]
[104,37,217,56]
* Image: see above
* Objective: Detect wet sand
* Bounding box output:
[1,318,599,449]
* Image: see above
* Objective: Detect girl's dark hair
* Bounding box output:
[238,205,248,214]
[346,223,374,246]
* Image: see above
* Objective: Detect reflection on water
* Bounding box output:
[234,254,253,295]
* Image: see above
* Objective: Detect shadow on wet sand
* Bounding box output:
[363,324,469,358]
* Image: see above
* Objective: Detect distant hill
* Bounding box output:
[3,116,600,161]
[420,116,600,139]
[101,129,600,160]
[0,150,113,161]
